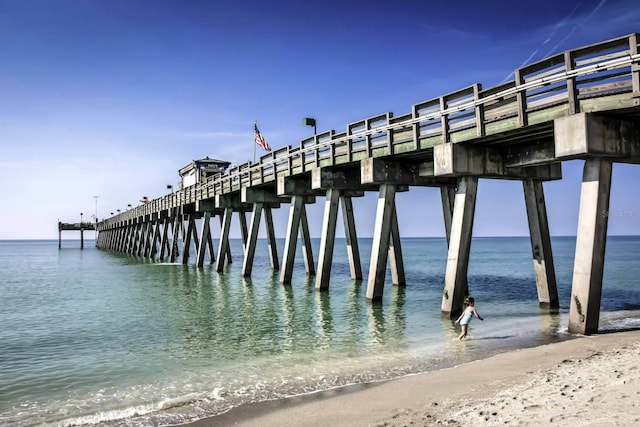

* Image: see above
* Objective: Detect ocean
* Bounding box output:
[1,236,640,426]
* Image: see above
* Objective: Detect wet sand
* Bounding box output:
[186,329,640,426]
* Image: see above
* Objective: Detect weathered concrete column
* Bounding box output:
[143,221,152,257]
[182,215,199,265]
[310,166,366,282]
[143,220,152,257]
[126,222,135,253]
[142,221,152,256]
[316,188,340,291]
[136,222,143,255]
[133,222,143,256]
[125,222,135,254]
[150,219,161,259]
[218,215,233,264]
[141,221,151,256]
[242,203,263,277]
[523,179,559,309]
[159,216,170,260]
[116,225,124,252]
[388,207,406,286]
[215,208,233,272]
[440,184,456,245]
[180,216,190,264]
[264,206,279,270]
[366,184,396,302]
[341,195,363,280]
[120,223,130,253]
[441,176,477,318]
[300,204,316,276]
[280,195,304,284]
[569,158,612,334]
[197,211,215,267]
[129,222,140,255]
[239,211,248,250]
[242,187,281,271]
[169,214,182,263]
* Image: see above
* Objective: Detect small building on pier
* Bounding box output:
[178,157,231,189]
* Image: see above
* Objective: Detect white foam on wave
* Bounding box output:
[599,309,640,331]
[58,404,156,426]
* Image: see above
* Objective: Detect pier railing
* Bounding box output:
[100,33,640,227]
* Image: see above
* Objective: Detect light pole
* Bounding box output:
[303,117,317,135]
[80,212,84,249]
[93,195,99,221]
[93,195,99,241]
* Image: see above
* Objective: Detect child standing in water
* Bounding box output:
[455,297,483,340]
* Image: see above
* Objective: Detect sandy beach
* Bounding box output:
[188,329,640,426]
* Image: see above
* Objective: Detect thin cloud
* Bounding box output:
[542,0,607,58]
[501,0,607,82]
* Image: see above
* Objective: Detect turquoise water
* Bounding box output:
[1,236,639,426]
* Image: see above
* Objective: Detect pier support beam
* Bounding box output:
[242,203,263,277]
[316,189,340,291]
[181,215,199,264]
[569,158,612,334]
[239,211,248,251]
[142,220,152,256]
[169,213,182,263]
[300,205,315,276]
[279,197,314,282]
[159,216,171,261]
[311,167,365,283]
[215,208,233,272]
[366,184,396,302]
[264,206,279,271]
[441,176,478,318]
[241,187,281,273]
[280,195,305,284]
[196,211,215,267]
[523,179,559,309]
[218,215,233,265]
[554,113,640,161]
[149,218,161,259]
[388,207,405,286]
[341,195,362,280]
[440,184,456,245]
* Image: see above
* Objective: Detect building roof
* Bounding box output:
[179,157,231,176]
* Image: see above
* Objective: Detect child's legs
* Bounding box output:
[459,324,468,339]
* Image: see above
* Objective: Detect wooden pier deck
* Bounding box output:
[94,33,640,334]
[58,221,96,249]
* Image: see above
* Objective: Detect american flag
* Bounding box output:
[254,123,271,151]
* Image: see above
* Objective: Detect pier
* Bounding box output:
[58,221,96,249]
[95,34,640,335]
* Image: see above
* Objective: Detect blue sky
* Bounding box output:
[1,0,639,240]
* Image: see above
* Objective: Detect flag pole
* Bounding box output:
[253,120,257,163]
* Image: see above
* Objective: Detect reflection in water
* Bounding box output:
[315,291,334,350]
[5,237,640,427]
[368,302,386,346]
[538,309,563,340]
[388,286,407,348]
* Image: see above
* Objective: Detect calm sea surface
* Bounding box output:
[1,236,640,426]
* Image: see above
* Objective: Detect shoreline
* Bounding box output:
[185,329,640,426]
